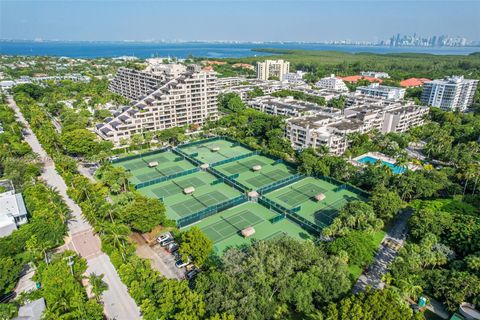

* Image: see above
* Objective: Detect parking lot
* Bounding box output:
[131,233,186,280]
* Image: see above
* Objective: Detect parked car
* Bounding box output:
[172,250,182,260]
[157,232,172,244]
[166,242,179,253]
[175,258,190,268]
[186,268,200,280]
[160,239,174,247]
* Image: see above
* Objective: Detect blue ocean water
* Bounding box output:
[0,41,478,58]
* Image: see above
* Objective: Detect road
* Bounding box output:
[8,96,141,320]
[353,209,412,293]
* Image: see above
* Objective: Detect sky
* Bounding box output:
[1,0,479,42]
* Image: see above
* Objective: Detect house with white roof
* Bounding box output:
[0,180,28,237]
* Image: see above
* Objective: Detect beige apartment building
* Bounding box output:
[256,59,290,81]
[96,64,218,145]
[286,98,428,154]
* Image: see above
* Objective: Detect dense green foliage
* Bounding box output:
[33,251,104,319]
[323,201,384,238]
[328,231,376,267]
[390,198,480,312]
[119,195,170,233]
[178,227,213,267]
[196,238,351,319]
[321,288,420,320]
[272,89,326,106]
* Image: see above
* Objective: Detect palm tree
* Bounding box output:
[88,273,108,303]
[398,277,423,301]
[99,222,130,261]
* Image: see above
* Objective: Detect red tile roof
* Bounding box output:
[206,60,226,65]
[341,75,383,83]
[400,78,431,87]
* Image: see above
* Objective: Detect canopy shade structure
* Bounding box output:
[252,165,262,171]
[241,226,255,238]
[315,193,326,201]
[211,146,220,152]
[183,187,195,195]
[148,161,159,167]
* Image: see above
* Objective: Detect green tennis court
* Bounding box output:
[245,169,291,188]
[185,202,314,254]
[262,231,287,241]
[264,176,366,229]
[135,170,163,183]
[277,183,327,207]
[215,155,296,190]
[221,157,270,175]
[142,154,169,164]
[179,139,252,164]
[313,197,350,226]
[150,176,206,198]
[202,209,265,243]
[113,150,196,185]
[111,138,367,250]
[122,159,145,171]
[171,191,230,217]
[138,171,243,221]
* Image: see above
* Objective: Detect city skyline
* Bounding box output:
[1,1,479,42]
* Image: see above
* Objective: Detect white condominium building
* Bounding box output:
[315,74,349,91]
[356,83,406,100]
[248,96,342,118]
[360,71,390,79]
[96,64,218,145]
[420,76,479,111]
[216,77,248,88]
[286,98,428,155]
[256,60,290,81]
[109,63,188,100]
[283,71,306,84]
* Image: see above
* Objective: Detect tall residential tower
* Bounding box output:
[256,60,290,81]
[421,76,478,111]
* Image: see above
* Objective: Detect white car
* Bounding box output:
[175,258,191,268]
[157,232,172,244]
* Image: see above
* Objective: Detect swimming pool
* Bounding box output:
[357,156,406,174]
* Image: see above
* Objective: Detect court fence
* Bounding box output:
[210,150,259,167]
[172,147,203,166]
[110,147,169,164]
[177,195,248,228]
[177,136,223,149]
[313,173,370,199]
[257,173,304,195]
[269,214,286,224]
[134,167,200,189]
[207,167,250,193]
[259,197,322,235]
